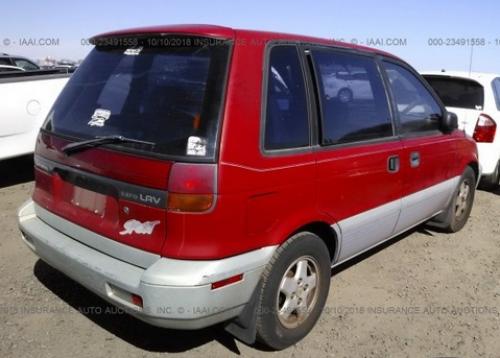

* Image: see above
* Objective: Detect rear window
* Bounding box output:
[423,75,484,110]
[44,37,231,160]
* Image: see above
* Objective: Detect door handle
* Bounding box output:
[410,152,421,168]
[387,155,400,173]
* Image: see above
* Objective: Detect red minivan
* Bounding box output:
[18,25,479,349]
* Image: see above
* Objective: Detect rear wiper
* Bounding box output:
[62,135,155,155]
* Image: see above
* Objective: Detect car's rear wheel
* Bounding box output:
[439,166,476,233]
[255,232,331,350]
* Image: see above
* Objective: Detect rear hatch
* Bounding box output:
[33,35,231,255]
[423,75,484,135]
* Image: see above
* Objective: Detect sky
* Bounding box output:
[1,0,499,73]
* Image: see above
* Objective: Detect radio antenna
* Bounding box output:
[468,45,474,76]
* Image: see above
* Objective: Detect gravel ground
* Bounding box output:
[1,155,499,357]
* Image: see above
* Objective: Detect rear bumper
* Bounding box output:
[18,200,276,329]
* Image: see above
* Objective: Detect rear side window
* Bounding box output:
[493,78,500,111]
[45,37,230,160]
[383,62,442,134]
[264,46,309,150]
[423,75,484,110]
[311,49,393,145]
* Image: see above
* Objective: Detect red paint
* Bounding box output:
[33,167,168,253]
[36,132,172,190]
[32,25,478,260]
[315,141,404,222]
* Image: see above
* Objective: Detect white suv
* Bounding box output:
[422,71,500,188]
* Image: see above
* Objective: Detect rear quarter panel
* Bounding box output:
[164,33,333,259]
[453,131,479,178]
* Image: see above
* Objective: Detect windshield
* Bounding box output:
[44,37,231,159]
[423,75,484,110]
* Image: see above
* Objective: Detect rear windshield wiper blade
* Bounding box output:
[62,135,155,155]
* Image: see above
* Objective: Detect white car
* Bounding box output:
[322,71,373,102]
[0,71,69,160]
[422,71,500,188]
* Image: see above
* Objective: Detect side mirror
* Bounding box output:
[441,111,458,133]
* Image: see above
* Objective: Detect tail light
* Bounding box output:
[106,283,143,309]
[167,163,216,212]
[473,114,496,143]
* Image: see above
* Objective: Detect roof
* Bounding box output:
[0,53,34,61]
[421,70,499,83]
[91,24,400,60]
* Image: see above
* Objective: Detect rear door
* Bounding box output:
[382,61,457,232]
[308,47,404,262]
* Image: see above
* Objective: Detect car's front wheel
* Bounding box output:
[337,88,353,103]
[439,166,476,232]
[255,232,331,350]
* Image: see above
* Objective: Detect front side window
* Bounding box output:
[264,46,309,150]
[44,37,230,159]
[384,62,442,134]
[312,49,393,145]
[492,78,500,111]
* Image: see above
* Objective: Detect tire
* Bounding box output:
[255,232,331,350]
[337,88,353,103]
[479,161,500,190]
[439,167,476,233]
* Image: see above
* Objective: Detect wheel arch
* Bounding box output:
[468,161,480,182]
[289,221,340,265]
[225,219,339,345]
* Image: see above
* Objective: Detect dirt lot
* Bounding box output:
[1,155,499,358]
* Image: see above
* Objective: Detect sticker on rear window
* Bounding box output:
[88,108,111,127]
[187,136,207,156]
[124,47,143,56]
